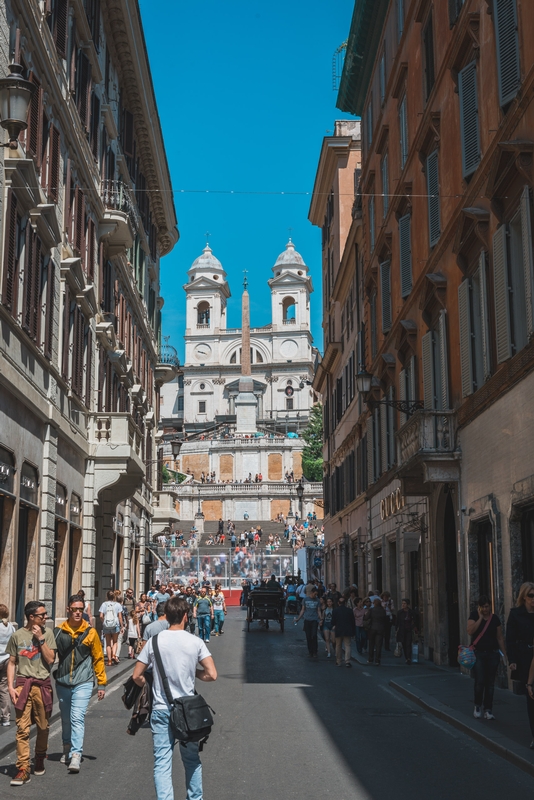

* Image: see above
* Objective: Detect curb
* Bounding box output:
[0,659,134,762]
[390,678,534,779]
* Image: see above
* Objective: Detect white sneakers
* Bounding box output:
[473,706,482,718]
[484,710,495,720]
[68,753,81,773]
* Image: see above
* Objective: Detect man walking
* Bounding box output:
[332,596,356,667]
[133,596,217,800]
[54,595,107,772]
[6,601,57,785]
[295,587,322,658]
[143,603,170,641]
[193,588,213,642]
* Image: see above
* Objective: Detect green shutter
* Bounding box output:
[382,153,389,218]
[380,404,388,473]
[478,252,491,381]
[380,260,391,332]
[493,224,512,363]
[426,150,440,247]
[422,330,435,409]
[438,310,449,410]
[399,213,412,297]
[493,0,520,108]
[399,95,408,168]
[369,195,375,251]
[520,186,534,339]
[367,417,374,484]
[458,61,480,178]
[399,368,407,427]
[458,279,473,397]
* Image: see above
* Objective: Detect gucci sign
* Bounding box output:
[380,488,405,520]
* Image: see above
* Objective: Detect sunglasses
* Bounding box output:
[527,593,534,599]
[69,607,84,612]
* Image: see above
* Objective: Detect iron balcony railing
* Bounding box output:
[101,179,141,233]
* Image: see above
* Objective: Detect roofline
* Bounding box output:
[308,134,361,227]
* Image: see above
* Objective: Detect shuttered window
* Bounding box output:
[26,75,43,167]
[90,92,100,160]
[423,12,435,101]
[76,52,92,129]
[61,285,71,382]
[458,279,474,397]
[48,125,60,203]
[493,224,512,363]
[2,191,21,315]
[422,330,436,409]
[367,418,374,485]
[367,100,373,147]
[22,228,42,342]
[74,186,85,256]
[458,61,480,179]
[520,186,534,340]
[122,109,135,158]
[381,153,389,218]
[87,218,95,281]
[379,47,386,105]
[51,0,69,59]
[426,150,440,247]
[399,95,408,168]
[493,0,520,108]
[44,260,55,360]
[71,306,85,399]
[459,253,492,397]
[370,291,377,359]
[399,355,416,425]
[438,310,449,410]
[380,260,391,333]
[380,404,388,475]
[369,195,375,251]
[399,213,412,297]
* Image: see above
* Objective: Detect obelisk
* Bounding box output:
[235,272,258,433]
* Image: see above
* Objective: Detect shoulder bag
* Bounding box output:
[458,615,493,669]
[152,634,215,751]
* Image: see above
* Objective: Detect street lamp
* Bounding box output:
[296,479,304,520]
[356,365,373,396]
[0,64,36,148]
[356,364,423,417]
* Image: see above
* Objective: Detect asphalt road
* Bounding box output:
[2,608,534,799]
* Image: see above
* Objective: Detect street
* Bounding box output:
[1,609,533,799]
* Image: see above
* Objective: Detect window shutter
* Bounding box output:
[48,125,60,203]
[382,153,389,218]
[520,186,534,339]
[54,0,69,59]
[399,213,412,297]
[44,259,55,360]
[438,310,449,409]
[22,225,34,335]
[478,252,491,381]
[379,50,386,104]
[399,369,407,426]
[409,354,416,403]
[76,52,92,128]
[380,404,388,473]
[448,0,461,26]
[72,307,84,398]
[62,284,71,381]
[422,330,435,409]
[31,237,42,342]
[493,224,512,363]
[458,279,473,397]
[2,190,19,312]
[397,0,404,39]
[493,0,520,107]
[369,196,375,251]
[87,218,95,281]
[387,386,395,467]
[90,92,100,159]
[458,61,480,179]
[380,260,391,333]
[370,292,377,359]
[367,418,374,483]
[27,75,43,166]
[399,95,408,168]
[374,407,381,478]
[426,150,440,247]
[74,186,85,255]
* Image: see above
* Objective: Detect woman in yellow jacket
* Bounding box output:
[54,595,107,773]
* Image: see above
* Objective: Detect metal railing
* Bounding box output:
[158,342,180,368]
[101,179,141,232]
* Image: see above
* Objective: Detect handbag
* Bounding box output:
[152,634,215,751]
[394,642,403,658]
[457,615,493,669]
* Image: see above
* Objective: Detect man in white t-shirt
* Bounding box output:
[133,596,217,800]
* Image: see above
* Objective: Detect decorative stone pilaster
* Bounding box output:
[39,424,58,612]
[122,499,132,588]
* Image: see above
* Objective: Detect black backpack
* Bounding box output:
[152,634,215,751]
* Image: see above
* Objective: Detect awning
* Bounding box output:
[146,546,169,568]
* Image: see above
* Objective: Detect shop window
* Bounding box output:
[70,494,81,525]
[0,446,15,495]
[20,463,38,505]
[374,548,383,593]
[55,484,67,519]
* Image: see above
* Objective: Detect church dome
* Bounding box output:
[273,239,307,269]
[189,244,225,274]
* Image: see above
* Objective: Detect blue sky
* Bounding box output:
[139,0,354,360]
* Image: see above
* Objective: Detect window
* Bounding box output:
[493,0,521,108]
[399,213,412,297]
[422,310,449,410]
[379,46,386,105]
[426,150,441,247]
[366,99,373,148]
[493,187,534,362]
[397,0,405,40]
[399,355,417,425]
[286,398,294,411]
[381,153,389,218]
[197,301,210,325]
[2,190,22,318]
[521,506,534,582]
[449,0,464,26]
[380,386,396,471]
[399,95,408,168]
[458,253,491,397]
[458,61,480,179]
[423,12,435,102]
[369,195,375,251]
[178,375,184,389]
[177,396,184,412]
[370,292,378,359]
[198,401,206,414]
[282,296,296,321]
[48,0,69,59]
[230,350,237,364]
[380,260,391,333]
[256,350,263,363]
[199,383,205,390]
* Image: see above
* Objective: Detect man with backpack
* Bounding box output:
[54,595,107,772]
[133,596,217,800]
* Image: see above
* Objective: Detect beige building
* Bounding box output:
[0,0,178,625]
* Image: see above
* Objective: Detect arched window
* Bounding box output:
[197,302,210,325]
[282,296,296,322]
[256,350,263,363]
[230,350,237,364]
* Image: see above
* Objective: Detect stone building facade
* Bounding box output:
[0,0,178,625]
[323,0,534,667]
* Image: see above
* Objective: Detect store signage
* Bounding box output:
[380,488,405,520]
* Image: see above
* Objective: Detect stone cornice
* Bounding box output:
[103,0,178,256]
[309,135,361,226]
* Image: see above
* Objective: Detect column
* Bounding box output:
[82,458,97,610]
[122,498,132,588]
[139,510,147,594]
[39,424,58,613]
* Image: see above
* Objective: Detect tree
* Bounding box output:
[301,402,323,482]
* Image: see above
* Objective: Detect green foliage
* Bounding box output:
[301,403,323,482]
[162,464,171,484]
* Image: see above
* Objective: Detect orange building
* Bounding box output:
[334,0,534,665]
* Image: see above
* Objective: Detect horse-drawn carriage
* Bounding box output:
[246,588,285,632]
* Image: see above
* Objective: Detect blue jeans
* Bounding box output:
[56,680,93,757]
[151,707,202,800]
[355,626,367,654]
[197,615,211,641]
[214,610,225,633]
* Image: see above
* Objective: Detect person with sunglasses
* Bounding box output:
[509,583,534,747]
[5,600,57,785]
[54,596,107,772]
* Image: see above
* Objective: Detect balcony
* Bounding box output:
[89,413,145,505]
[396,410,460,495]
[155,342,181,386]
[168,481,323,497]
[282,318,296,325]
[152,488,181,538]
[100,179,140,255]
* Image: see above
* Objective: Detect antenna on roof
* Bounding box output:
[332,41,347,91]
